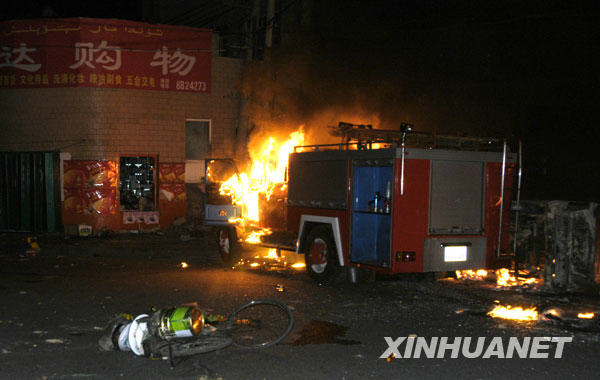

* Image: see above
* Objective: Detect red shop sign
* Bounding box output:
[0,18,211,92]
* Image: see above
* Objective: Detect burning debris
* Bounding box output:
[234,247,306,273]
[455,268,542,289]
[245,229,273,244]
[487,305,538,322]
[483,303,600,332]
[455,269,489,281]
[496,268,541,288]
[577,312,595,319]
[454,268,597,329]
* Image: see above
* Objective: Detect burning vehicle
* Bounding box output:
[205,122,519,282]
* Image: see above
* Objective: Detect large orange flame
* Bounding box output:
[219,129,304,225]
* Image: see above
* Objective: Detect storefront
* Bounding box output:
[0,18,245,233]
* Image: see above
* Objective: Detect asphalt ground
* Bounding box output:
[1,232,600,380]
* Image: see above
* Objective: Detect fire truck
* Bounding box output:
[210,123,519,282]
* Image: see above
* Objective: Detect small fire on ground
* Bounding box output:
[487,304,596,323]
[245,228,272,244]
[487,304,538,321]
[455,268,542,288]
[577,312,595,319]
[235,247,306,272]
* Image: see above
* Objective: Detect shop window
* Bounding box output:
[119,156,156,211]
[186,120,211,159]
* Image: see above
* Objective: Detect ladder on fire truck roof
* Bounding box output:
[294,122,506,153]
[333,121,505,151]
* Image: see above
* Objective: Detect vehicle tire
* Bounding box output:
[226,299,294,349]
[217,226,239,265]
[304,225,340,282]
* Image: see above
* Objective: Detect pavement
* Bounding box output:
[1,230,600,380]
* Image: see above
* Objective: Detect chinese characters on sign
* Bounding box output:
[150,46,196,76]
[0,43,41,72]
[70,40,121,70]
[0,18,211,92]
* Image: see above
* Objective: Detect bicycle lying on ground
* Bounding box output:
[99,299,294,366]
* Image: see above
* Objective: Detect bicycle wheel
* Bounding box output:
[150,331,233,358]
[227,299,294,349]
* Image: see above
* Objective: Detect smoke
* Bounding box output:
[236,0,599,201]
[240,36,407,144]
[239,9,484,155]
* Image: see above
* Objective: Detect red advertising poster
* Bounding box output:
[64,160,118,188]
[85,188,118,215]
[63,160,118,215]
[0,18,211,92]
[159,184,186,202]
[159,163,185,184]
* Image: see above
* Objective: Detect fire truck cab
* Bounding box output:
[287,124,517,281]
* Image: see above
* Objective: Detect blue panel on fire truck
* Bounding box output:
[351,212,391,266]
[352,166,393,212]
[350,164,392,267]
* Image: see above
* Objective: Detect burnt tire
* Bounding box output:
[304,225,340,282]
[217,226,239,265]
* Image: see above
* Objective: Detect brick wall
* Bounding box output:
[0,56,244,162]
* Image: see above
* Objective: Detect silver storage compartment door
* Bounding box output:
[429,160,484,234]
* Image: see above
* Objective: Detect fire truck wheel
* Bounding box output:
[305,226,340,282]
[217,226,239,265]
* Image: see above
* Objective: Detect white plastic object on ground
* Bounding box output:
[128,314,149,356]
[117,323,132,351]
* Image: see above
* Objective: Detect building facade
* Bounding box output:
[0,18,244,233]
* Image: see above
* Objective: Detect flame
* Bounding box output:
[220,129,304,224]
[495,268,541,288]
[238,247,305,271]
[245,228,272,244]
[496,268,517,287]
[265,248,279,259]
[455,268,541,287]
[179,262,189,269]
[456,268,542,287]
[545,309,560,317]
[455,269,488,280]
[577,312,595,319]
[488,305,538,321]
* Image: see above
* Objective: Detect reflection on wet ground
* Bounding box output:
[288,320,360,346]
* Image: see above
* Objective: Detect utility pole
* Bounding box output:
[265,0,275,48]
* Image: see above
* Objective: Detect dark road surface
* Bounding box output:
[1,233,599,379]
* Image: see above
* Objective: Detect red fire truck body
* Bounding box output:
[285,135,516,280]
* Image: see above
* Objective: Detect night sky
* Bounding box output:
[3,0,599,201]
[318,1,599,202]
